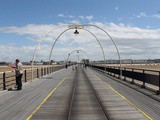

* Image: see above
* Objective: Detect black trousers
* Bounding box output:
[16,74,23,90]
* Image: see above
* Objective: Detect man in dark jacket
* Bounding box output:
[15,59,23,90]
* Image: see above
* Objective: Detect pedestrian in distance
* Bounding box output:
[15,59,23,90]
[72,65,74,71]
[85,64,87,69]
[65,64,68,69]
[75,64,78,70]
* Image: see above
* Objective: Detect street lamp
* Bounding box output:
[74,29,79,35]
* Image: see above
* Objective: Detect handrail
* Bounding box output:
[95,64,160,72]
[91,64,160,94]
[0,65,65,90]
[0,66,50,74]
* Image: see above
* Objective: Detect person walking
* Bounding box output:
[15,59,23,90]
[72,65,74,71]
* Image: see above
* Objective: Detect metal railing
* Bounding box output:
[90,65,160,94]
[0,65,64,90]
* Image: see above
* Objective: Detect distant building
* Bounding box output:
[0,62,10,66]
[93,59,160,64]
[81,59,89,64]
[22,62,31,65]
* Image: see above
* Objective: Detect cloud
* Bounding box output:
[79,16,84,19]
[86,15,93,21]
[57,14,94,22]
[58,13,65,17]
[69,15,74,18]
[134,12,160,19]
[68,20,80,24]
[115,7,118,11]
[1,22,160,61]
[152,14,160,19]
[136,12,148,18]
[1,22,160,41]
[0,24,56,37]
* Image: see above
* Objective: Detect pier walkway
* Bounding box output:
[0,66,160,120]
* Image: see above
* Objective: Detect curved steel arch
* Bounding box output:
[31,25,68,80]
[31,24,121,80]
[83,24,122,79]
[66,49,90,63]
[31,25,69,64]
[48,28,106,71]
[83,28,106,70]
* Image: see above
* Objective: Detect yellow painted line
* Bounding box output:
[26,72,71,120]
[89,70,153,120]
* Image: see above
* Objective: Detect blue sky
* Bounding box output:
[1,0,160,28]
[0,0,160,61]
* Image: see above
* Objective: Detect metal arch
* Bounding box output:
[67,52,89,63]
[48,28,71,64]
[69,54,87,63]
[67,50,92,68]
[31,25,68,80]
[83,28,106,71]
[83,24,122,79]
[66,50,90,63]
[31,24,122,80]
[48,28,106,71]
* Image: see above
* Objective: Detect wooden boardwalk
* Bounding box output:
[0,66,159,120]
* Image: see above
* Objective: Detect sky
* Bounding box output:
[0,0,160,62]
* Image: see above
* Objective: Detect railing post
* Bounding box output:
[32,69,34,79]
[119,67,120,78]
[3,72,6,90]
[41,68,43,77]
[131,69,134,84]
[157,72,160,95]
[43,68,44,76]
[114,67,115,77]
[107,66,109,74]
[51,67,52,73]
[110,67,113,76]
[43,67,45,76]
[25,70,27,82]
[43,67,45,75]
[141,70,146,88]
[48,67,49,74]
[37,68,39,78]
[124,68,126,81]
[42,67,44,76]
